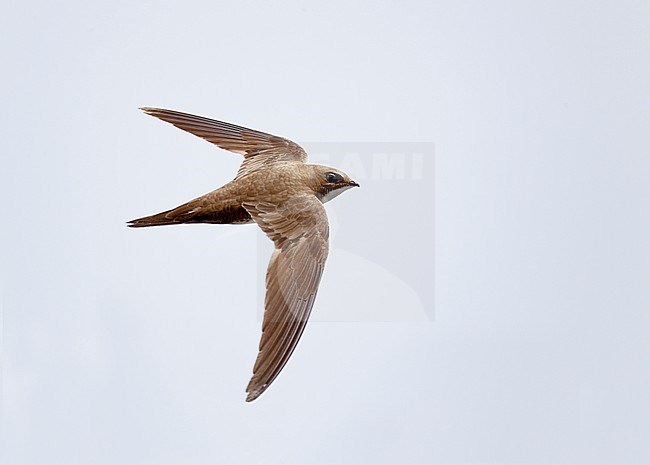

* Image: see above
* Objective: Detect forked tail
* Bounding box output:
[127,209,182,227]
[127,201,252,228]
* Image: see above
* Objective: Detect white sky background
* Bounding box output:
[2,1,649,464]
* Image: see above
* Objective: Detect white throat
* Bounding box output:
[320,185,353,204]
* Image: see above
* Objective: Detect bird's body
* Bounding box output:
[129,162,353,228]
[128,108,359,401]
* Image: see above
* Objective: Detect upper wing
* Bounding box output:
[243,195,329,402]
[140,107,307,178]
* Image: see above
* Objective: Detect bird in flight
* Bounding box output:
[128,108,359,401]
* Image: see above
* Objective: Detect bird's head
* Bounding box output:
[309,165,360,203]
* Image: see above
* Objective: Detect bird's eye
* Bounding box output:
[325,172,343,183]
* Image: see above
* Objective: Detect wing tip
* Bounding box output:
[139,106,161,115]
[245,390,260,403]
[245,382,269,402]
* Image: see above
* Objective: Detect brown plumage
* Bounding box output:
[128,108,359,402]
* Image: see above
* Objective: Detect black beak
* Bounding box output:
[349,180,360,187]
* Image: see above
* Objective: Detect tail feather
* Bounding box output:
[127,201,252,228]
[127,206,195,227]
